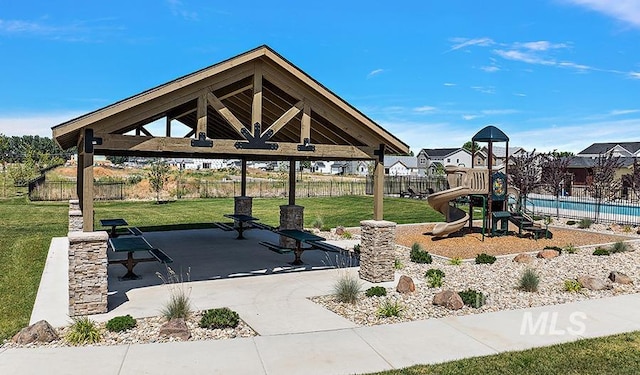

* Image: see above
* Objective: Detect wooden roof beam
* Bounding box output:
[207,92,247,138]
[262,100,303,138]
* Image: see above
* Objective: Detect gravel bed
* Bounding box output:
[2,310,256,349]
[311,238,640,326]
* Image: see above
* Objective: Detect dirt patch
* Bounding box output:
[394,223,632,259]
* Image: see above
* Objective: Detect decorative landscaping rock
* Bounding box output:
[609,271,633,285]
[433,290,464,310]
[577,276,612,291]
[335,226,345,236]
[12,320,59,345]
[396,275,416,293]
[513,253,534,263]
[537,249,560,259]
[159,318,191,340]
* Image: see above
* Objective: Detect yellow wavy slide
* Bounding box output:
[427,186,472,237]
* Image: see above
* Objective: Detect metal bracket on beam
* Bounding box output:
[191,132,213,147]
[297,138,315,152]
[84,128,102,153]
[373,143,386,163]
[234,122,279,150]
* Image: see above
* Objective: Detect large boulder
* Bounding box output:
[396,275,416,294]
[159,318,191,340]
[433,290,464,310]
[12,320,59,345]
[609,271,633,285]
[513,253,534,264]
[537,249,560,259]
[577,276,613,291]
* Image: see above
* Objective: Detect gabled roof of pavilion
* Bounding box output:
[52,45,409,161]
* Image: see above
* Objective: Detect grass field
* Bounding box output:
[0,195,441,340]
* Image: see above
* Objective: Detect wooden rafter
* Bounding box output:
[301,103,311,143]
[206,92,246,137]
[196,93,207,137]
[262,100,303,138]
[252,65,262,126]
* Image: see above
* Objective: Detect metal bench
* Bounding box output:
[309,240,346,253]
[213,222,234,231]
[128,227,143,236]
[148,248,173,264]
[258,241,293,254]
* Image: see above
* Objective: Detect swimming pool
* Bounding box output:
[526,195,640,223]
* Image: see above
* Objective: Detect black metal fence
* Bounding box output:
[29,181,125,201]
[366,175,448,196]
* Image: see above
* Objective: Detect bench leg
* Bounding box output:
[291,240,304,265]
[121,252,140,280]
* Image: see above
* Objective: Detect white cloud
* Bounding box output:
[446,37,494,53]
[610,109,640,116]
[480,65,500,72]
[563,0,640,28]
[443,82,456,86]
[514,93,527,97]
[516,41,568,51]
[629,72,640,79]
[367,68,384,78]
[462,114,481,120]
[0,18,123,42]
[0,112,83,138]
[167,0,199,20]
[414,106,437,113]
[481,109,519,115]
[471,86,496,94]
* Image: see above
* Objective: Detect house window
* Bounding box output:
[419,157,426,164]
[456,159,459,163]
[447,158,451,163]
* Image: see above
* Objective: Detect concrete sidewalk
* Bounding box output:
[3,232,640,374]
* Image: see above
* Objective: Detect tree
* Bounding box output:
[462,141,480,153]
[540,151,573,218]
[147,160,170,203]
[622,157,640,200]
[508,149,542,210]
[107,156,128,165]
[588,153,623,222]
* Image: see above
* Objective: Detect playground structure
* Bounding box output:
[427,125,552,240]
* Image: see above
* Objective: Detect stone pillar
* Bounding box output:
[68,231,109,316]
[279,205,304,249]
[359,220,396,282]
[234,196,253,228]
[69,199,83,232]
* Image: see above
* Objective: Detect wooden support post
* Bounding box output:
[301,103,311,143]
[196,92,207,137]
[252,64,262,127]
[241,158,247,196]
[80,150,94,232]
[373,144,386,221]
[288,159,296,206]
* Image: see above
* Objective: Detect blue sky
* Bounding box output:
[0,0,639,154]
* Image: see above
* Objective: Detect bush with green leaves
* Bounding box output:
[394,258,404,270]
[425,268,445,279]
[410,243,432,264]
[593,247,610,256]
[566,220,576,226]
[610,241,629,253]
[475,253,496,264]
[333,272,362,303]
[353,244,361,255]
[377,299,404,318]
[341,230,353,239]
[65,316,101,345]
[365,286,387,297]
[518,268,540,292]
[199,307,240,329]
[105,315,137,332]
[543,245,563,254]
[160,288,192,320]
[427,273,444,288]
[564,279,583,292]
[312,217,324,229]
[458,289,486,308]
[578,218,593,229]
[564,243,578,254]
[449,257,462,265]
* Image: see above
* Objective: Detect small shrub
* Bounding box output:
[425,268,445,279]
[564,243,578,254]
[333,273,362,303]
[312,217,324,229]
[105,315,137,332]
[566,220,576,226]
[321,225,331,232]
[610,241,629,253]
[341,230,353,239]
[518,268,540,292]
[377,299,404,318]
[592,247,610,256]
[394,258,404,270]
[564,279,583,292]
[427,273,444,288]
[365,286,387,297]
[623,225,633,233]
[160,288,192,320]
[475,253,496,264]
[578,218,593,229]
[449,257,462,265]
[458,289,486,308]
[410,243,432,264]
[543,245,563,254]
[199,307,240,329]
[66,316,101,345]
[352,244,361,255]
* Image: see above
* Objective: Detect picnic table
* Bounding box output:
[224,214,259,239]
[100,218,129,238]
[277,229,325,265]
[108,236,172,280]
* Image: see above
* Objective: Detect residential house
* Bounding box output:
[417,148,471,175]
[473,146,526,167]
[577,142,640,158]
[384,155,419,176]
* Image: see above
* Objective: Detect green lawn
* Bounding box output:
[0,195,441,340]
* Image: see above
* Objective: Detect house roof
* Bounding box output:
[577,142,640,155]
[568,156,636,168]
[52,45,409,161]
[489,146,525,158]
[419,148,464,158]
[385,155,418,168]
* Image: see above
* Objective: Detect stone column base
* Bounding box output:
[69,210,83,232]
[358,220,396,282]
[234,196,253,228]
[68,231,109,316]
[279,205,304,249]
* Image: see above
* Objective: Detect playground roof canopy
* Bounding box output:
[472,125,509,143]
